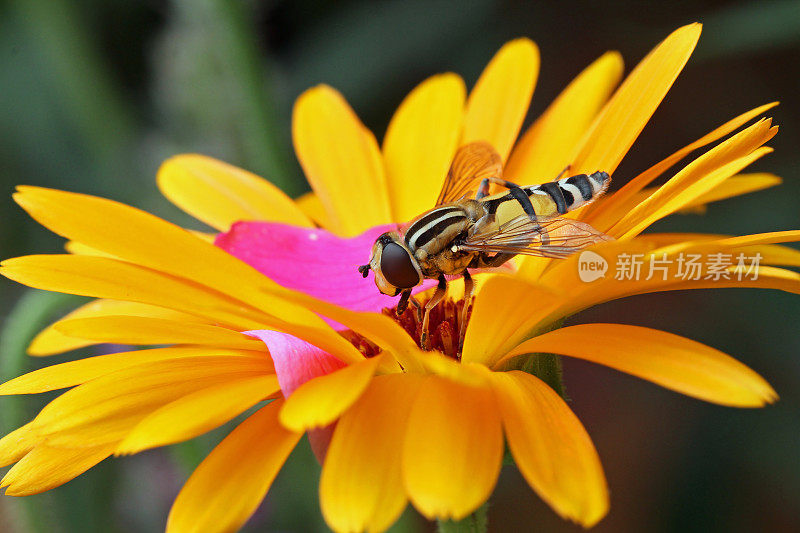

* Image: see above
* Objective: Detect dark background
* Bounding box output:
[1,0,798,531]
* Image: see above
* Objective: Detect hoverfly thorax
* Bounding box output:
[362,232,423,296]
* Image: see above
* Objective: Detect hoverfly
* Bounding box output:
[358,141,612,349]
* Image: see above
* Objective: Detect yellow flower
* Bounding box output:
[0,22,794,533]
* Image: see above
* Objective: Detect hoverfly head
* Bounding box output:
[363,232,422,297]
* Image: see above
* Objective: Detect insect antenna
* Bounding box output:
[357,264,370,278]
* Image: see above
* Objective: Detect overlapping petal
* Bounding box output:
[166,401,301,533]
[505,51,624,185]
[216,221,434,316]
[583,102,779,229]
[462,38,539,162]
[320,374,423,533]
[612,119,777,238]
[488,370,608,526]
[279,354,384,432]
[54,315,264,349]
[402,375,503,520]
[383,73,465,221]
[117,374,279,454]
[495,324,777,407]
[293,85,391,236]
[29,356,272,448]
[1,443,117,496]
[29,299,210,356]
[570,23,702,175]
[0,346,266,395]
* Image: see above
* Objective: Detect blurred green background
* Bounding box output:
[1,0,799,531]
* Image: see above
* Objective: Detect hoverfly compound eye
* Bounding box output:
[380,242,421,289]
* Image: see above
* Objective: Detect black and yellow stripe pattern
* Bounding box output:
[484,171,609,225]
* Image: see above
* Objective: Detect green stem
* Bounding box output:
[437,502,488,533]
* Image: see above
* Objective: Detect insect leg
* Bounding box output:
[396,289,412,316]
[457,270,474,357]
[554,164,572,181]
[409,295,423,323]
[421,274,447,350]
[476,176,521,199]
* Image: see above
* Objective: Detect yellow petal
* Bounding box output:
[584,102,778,229]
[53,315,263,350]
[639,232,800,269]
[291,295,424,373]
[651,230,800,257]
[31,356,272,447]
[279,354,382,432]
[613,119,777,238]
[402,376,502,520]
[320,374,422,533]
[157,154,312,232]
[292,85,391,236]
[295,191,331,229]
[64,240,116,258]
[622,172,782,216]
[383,73,465,221]
[29,299,209,356]
[0,423,38,468]
[488,371,608,526]
[505,51,624,185]
[461,275,560,367]
[11,187,330,332]
[0,346,266,395]
[535,240,800,335]
[462,39,539,162]
[496,324,777,407]
[570,23,702,176]
[620,146,774,238]
[117,374,279,454]
[680,172,782,210]
[1,443,117,496]
[1,254,366,366]
[166,401,301,533]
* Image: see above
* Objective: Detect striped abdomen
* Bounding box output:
[526,171,610,215]
[482,171,610,225]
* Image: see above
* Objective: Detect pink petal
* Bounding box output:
[308,424,336,464]
[216,222,434,315]
[244,330,346,397]
[245,329,340,463]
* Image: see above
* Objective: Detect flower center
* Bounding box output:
[342,295,473,360]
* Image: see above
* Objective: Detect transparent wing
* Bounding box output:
[458,214,613,259]
[435,141,503,205]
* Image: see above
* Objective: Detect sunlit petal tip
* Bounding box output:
[166,401,301,533]
[156,153,311,231]
[489,371,609,527]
